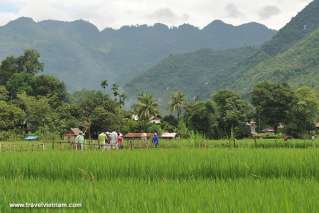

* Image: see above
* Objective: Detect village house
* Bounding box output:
[64,128,82,142]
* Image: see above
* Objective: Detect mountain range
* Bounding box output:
[0,18,275,91]
[126,0,319,104]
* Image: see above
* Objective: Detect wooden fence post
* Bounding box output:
[130,141,133,150]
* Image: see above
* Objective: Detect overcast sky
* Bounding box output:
[0,0,313,30]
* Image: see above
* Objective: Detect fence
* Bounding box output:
[0,140,164,152]
[0,139,318,152]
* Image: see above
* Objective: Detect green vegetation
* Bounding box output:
[236,27,319,93]
[0,50,128,139]
[0,18,275,91]
[261,0,319,55]
[1,50,319,140]
[2,178,319,212]
[0,148,318,212]
[125,47,259,102]
[1,2,319,212]
[133,93,159,121]
[0,149,318,179]
[126,0,319,102]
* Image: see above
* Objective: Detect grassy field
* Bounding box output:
[0,147,318,212]
[2,178,319,212]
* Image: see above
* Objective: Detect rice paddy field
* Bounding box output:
[1,139,319,212]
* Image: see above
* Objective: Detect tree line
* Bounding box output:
[0,50,318,140]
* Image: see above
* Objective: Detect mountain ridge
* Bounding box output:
[125,0,319,103]
[0,17,276,91]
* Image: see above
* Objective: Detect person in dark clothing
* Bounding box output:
[152,132,159,148]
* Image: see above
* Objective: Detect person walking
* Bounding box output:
[75,131,85,150]
[110,131,118,149]
[152,132,159,148]
[106,132,111,144]
[98,132,107,150]
[141,132,148,148]
[117,133,124,149]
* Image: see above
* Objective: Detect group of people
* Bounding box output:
[74,131,160,150]
[97,131,124,150]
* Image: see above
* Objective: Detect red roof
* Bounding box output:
[64,131,75,136]
[64,128,82,136]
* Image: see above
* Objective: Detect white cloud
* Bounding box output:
[0,0,314,30]
[147,8,189,25]
[225,3,245,18]
[259,5,281,20]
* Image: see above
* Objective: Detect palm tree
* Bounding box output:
[100,80,108,94]
[170,91,186,121]
[112,83,119,101]
[119,93,127,107]
[133,93,159,121]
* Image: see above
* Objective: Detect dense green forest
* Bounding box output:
[125,47,259,103]
[2,0,319,140]
[1,50,318,140]
[0,18,275,91]
[235,27,319,93]
[126,0,319,102]
[261,0,319,55]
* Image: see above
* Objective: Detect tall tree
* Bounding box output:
[213,90,252,138]
[17,49,44,74]
[17,93,58,131]
[169,91,186,121]
[112,83,119,101]
[0,86,8,101]
[286,86,319,137]
[71,90,124,138]
[6,72,35,98]
[0,56,19,85]
[119,93,127,107]
[252,82,296,133]
[32,75,67,101]
[0,49,43,85]
[133,93,159,121]
[0,101,25,130]
[100,80,108,94]
[185,101,219,138]
[91,106,122,133]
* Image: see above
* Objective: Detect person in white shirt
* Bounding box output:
[110,131,118,149]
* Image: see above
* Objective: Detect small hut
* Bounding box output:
[161,132,177,140]
[124,133,153,140]
[262,128,275,133]
[64,128,82,142]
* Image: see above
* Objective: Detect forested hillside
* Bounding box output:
[125,47,259,104]
[0,18,275,91]
[234,28,319,92]
[261,0,319,55]
[125,0,319,102]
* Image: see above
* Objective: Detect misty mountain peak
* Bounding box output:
[203,20,234,31]
[39,19,99,34]
[0,16,276,91]
[6,17,36,27]
[70,19,99,31]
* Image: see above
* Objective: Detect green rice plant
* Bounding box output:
[0,149,317,180]
[0,147,318,212]
[1,178,318,213]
